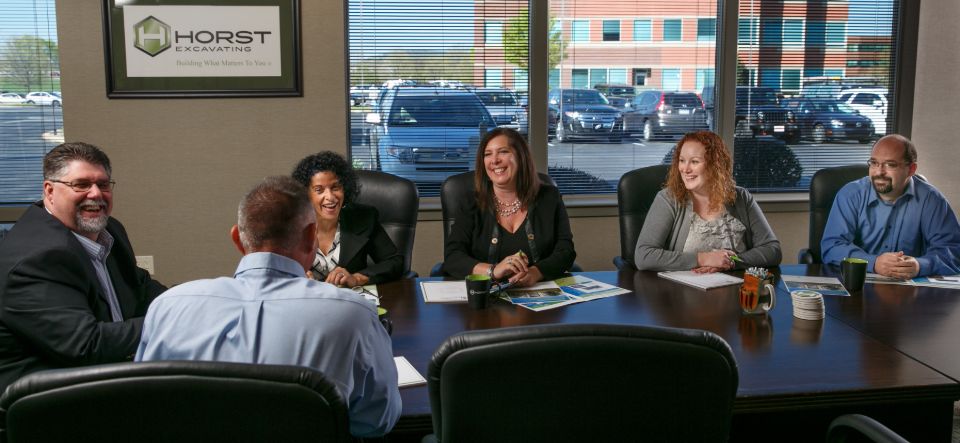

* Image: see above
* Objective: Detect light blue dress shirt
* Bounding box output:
[821,176,960,276]
[136,252,401,437]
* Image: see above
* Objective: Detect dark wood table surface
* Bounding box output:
[378,268,960,442]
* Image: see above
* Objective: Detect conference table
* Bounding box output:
[378,265,960,442]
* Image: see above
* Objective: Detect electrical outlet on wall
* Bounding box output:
[136,256,155,276]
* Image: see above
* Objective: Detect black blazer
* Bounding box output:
[0,203,166,392]
[337,204,403,284]
[443,185,576,280]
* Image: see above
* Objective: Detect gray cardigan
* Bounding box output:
[634,187,782,271]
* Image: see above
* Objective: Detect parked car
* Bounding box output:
[700,86,715,131]
[0,93,26,104]
[623,90,709,142]
[25,91,61,106]
[365,87,495,183]
[594,83,636,99]
[349,85,374,106]
[473,87,528,135]
[781,98,874,144]
[605,96,632,110]
[547,89,624,143]
[838,88,888,135]
[735,87,799,143]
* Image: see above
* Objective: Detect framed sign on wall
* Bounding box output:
[102,0,301,97]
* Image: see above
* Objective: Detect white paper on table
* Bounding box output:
[420,281,467,303]
[394,356,426,388]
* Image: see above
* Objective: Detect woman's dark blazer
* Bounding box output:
[442,184,576,280]
[338,203,403,284]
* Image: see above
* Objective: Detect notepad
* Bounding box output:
[657,271,743,290]
[394,356,426,388]
[420,281,467,303]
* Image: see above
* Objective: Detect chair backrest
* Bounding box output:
[355,170,419,276]
[826,414,909,443]
[0,361,351,443]
[439,171,556,244]
[616,164,671,269]
[427,323,738,443]
[806,164,868,264]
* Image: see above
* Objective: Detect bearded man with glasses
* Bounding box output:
[0,142,166,393]
[822,134,960,278]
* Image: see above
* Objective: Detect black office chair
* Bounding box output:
[425,323,739,442]
[799,164,869,264]
[614,164,671,270]
[826,414,909,443]
[431,171,569,276]
[0,361,351,443]
[356,169,420,278]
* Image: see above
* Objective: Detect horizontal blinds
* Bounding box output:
[348,0,530,198]
[546,0,719,194]
[733,0,898,192]
[0,0,62,204]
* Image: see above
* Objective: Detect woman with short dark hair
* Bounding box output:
[292,151,402,286]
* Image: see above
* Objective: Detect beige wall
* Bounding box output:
[51,1,945,284]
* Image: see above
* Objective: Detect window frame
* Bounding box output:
[662,18,683,42]
[633,18,652,42]
[602,19,620,41]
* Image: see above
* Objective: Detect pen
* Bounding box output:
[729,255,743,263]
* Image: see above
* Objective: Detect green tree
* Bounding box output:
[502,9,566,73]
[0,35,59,92]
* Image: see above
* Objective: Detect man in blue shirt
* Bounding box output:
[821,134,960,278]
[136,176,401,438]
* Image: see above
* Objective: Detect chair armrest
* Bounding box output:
[430,262,444,277]
[827,414,909,443]
[797,248,814,265]
[612,256,633,271]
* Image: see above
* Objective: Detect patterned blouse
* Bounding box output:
[682,210,747,254]
[310,227,341,281]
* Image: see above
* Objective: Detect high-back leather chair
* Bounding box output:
[426,323,738,442]
[0,361,351,443]
[355,170,419,277]
[432,171,559,276]
[615,164,671,269]
[800,164,868,264]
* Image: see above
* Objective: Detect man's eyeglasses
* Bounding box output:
[867,160,909,171]
[352,286,380,305]
[49,179,116,193]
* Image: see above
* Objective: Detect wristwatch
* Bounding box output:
[487,263,496,280]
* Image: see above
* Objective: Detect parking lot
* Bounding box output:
[0,105,63,203]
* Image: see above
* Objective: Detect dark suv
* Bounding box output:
[547,89,624,143]
[623,90,709,141]
[735,87,799,143]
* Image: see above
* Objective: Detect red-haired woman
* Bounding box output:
[635,131,781,272]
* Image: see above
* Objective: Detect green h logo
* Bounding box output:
[133,16,171,57]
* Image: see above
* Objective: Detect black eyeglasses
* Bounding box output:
[352,286,380,305]
[867,160,908,171]
[50,179,116,193]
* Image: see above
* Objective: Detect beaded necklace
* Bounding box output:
[495,197,522,217]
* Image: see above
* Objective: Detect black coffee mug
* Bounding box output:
[840,258,868,292]
[465,274,492,309]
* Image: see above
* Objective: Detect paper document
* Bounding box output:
[867,273,960,289]
[420,281,467,303]
[781,275,850,296]
[394,356,426,388]
[500,276,629,311]
[657,271,743,290]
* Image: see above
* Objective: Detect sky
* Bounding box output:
[0,0,58,44]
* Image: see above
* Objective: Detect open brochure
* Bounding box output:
[499,275,630,312]
[394,356,426,388]
[866,273,960,289]
[781,275,851,296]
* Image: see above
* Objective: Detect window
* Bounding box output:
[485,21,503,45]
[347,0,529,196]
[663,19,683,42]
[735,0,900,192]
[590,68,608,87]
[633,19,652,42]
[696,68,715,91]
[602,20,620,41]
[661,68,681,91]
[572,19,590,42]
[571,69,588,88]
[826,22,846,45]
[609,69,628,84]
[783,19,804,46]
[697,18,716,41]
[485,69,503,87]
[0,0,63,204]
